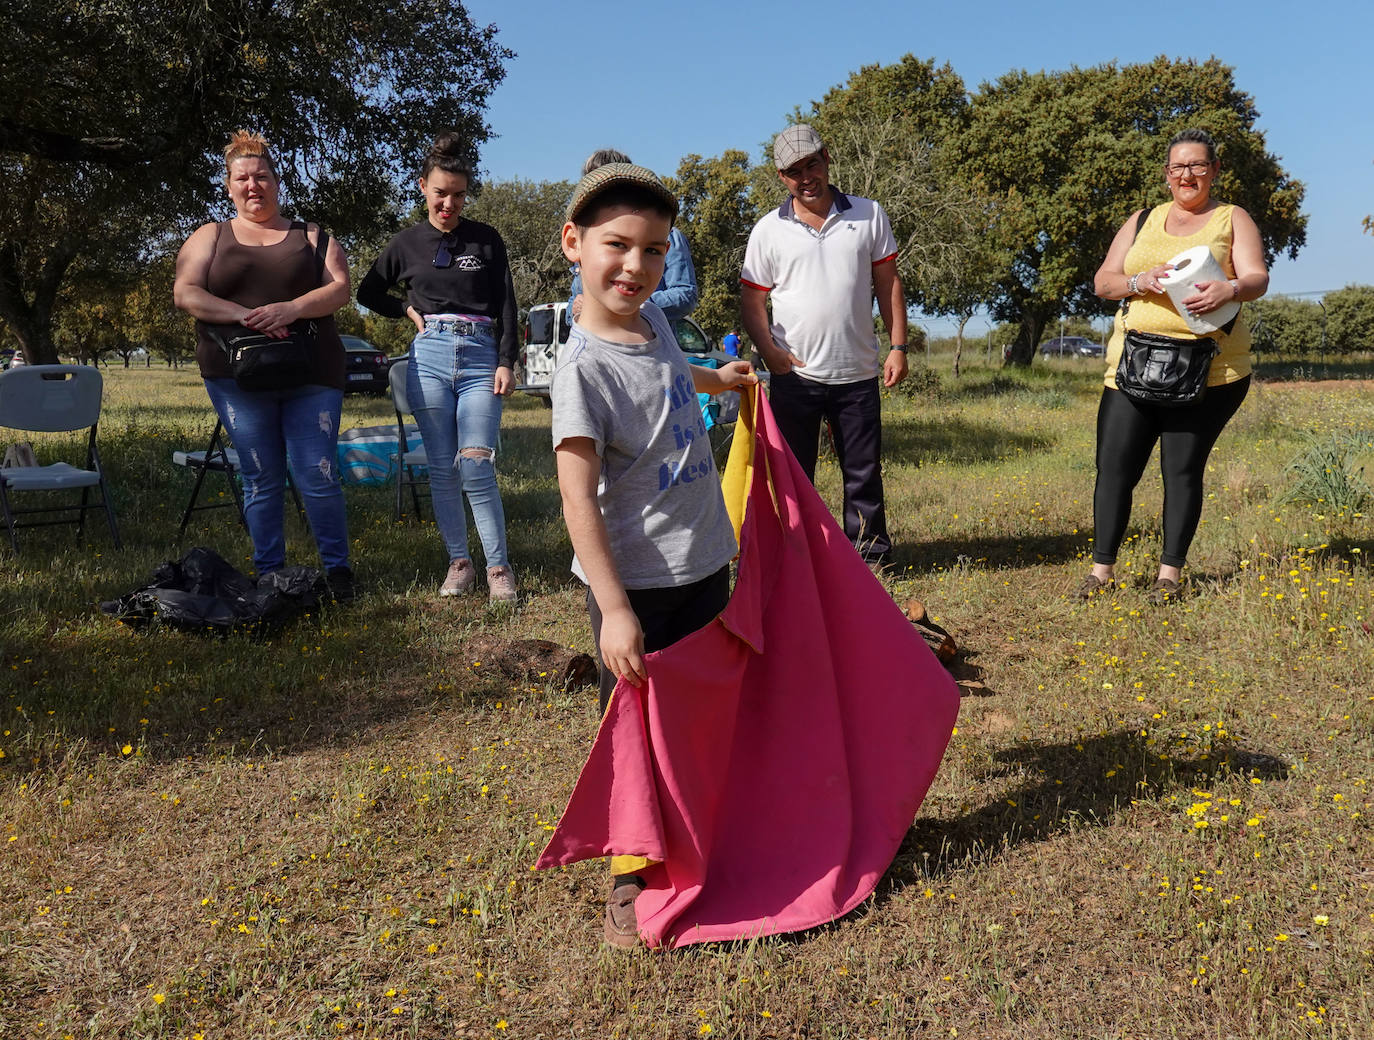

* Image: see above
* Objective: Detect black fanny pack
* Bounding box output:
[209,321,320,392]
[1115,329,1218,407]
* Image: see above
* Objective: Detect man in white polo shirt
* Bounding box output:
[740,124,909,568]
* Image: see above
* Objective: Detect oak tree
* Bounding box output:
[960,57,1307,364]
[0,0,511,363]
[670,150,768,341]
[463,178,577,315]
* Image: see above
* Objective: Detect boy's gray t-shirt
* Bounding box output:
[551,303,737,589]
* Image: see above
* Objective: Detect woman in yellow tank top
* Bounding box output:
[1077,129,1269,605]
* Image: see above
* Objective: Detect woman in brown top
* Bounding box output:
[173,131,356,599]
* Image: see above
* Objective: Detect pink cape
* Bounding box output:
[536,386,960,947]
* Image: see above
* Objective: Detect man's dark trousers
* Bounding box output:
[768,371,891,563]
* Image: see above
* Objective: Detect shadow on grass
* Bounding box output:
[891,531,1090,571]
[0,497,585,780]
[882,416,1056,467]
[948,652,995,698]
[941,372,1099,403]
[1313,536,1374,568]
[0,593,580,779]
[887,729,1290,890]
[1188,534,1374,596]
[673,728,1291,950]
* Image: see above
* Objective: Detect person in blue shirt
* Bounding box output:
[568,149,698,322]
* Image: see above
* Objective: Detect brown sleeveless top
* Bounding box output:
[194,221,345,389]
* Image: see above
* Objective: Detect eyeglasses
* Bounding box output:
[433,236,455,269]
[1165,161,1215,178]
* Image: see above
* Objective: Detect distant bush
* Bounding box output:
[1249,286,1374,358]
[888,362,944,400]
[1326,285,1374,354]
[1249,297,1322,356]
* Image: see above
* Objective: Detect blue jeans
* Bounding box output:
[203,379,350,574]
[407,326,509,567]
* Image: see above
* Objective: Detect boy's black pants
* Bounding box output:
[587,564,731,715]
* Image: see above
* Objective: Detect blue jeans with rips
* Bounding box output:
[407,326,509,568]
[202,378,350,574]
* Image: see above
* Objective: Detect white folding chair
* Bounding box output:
[0,364,120,552]
[388,360,429,521]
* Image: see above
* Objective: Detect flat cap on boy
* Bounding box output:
[565,162,679,224]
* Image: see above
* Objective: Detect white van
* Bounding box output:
[517,301,572,401]
[517,302,727,401]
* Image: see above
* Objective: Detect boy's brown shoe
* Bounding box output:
[604,874,645,948]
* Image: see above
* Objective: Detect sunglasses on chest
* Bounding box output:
[433,235,457,269]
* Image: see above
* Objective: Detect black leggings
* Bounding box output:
[1092,377,1250,568]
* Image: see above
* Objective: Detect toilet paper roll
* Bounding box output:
[1159,245,1240,335]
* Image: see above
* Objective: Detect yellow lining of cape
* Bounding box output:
[722,383,770,543]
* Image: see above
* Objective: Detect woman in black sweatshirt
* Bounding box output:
[358,132,519,603]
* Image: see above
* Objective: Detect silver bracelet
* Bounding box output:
[1128,273,1140,296]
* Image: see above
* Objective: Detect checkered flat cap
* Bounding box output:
[565,162,679,224]
[773,124,825,170]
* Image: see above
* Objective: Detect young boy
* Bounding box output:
[552,163,755,946]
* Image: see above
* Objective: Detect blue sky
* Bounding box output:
[464,0,1371,334]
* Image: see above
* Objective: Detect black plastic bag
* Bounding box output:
[101,547,326,636]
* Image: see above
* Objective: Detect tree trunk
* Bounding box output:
[0,238,79,366]
[1005,311,1051,367]
[952,313,970,378]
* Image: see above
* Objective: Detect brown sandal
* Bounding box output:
[1148,577,1182,606]
[1074,573,1115,601]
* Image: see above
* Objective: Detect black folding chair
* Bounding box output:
[173,420,305,539]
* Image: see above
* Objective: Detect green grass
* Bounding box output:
[1,361,1372,1038]
[1278,431,1374,515]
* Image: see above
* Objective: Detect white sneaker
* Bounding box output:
[440,558,476,597]
[487,565,517,604]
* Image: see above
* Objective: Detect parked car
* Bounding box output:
[341,335,390,393]
[1039,336,1104,358]
[518,302,721,401]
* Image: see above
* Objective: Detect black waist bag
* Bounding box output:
[211,321,319,391]
[1115,329,1218,407]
